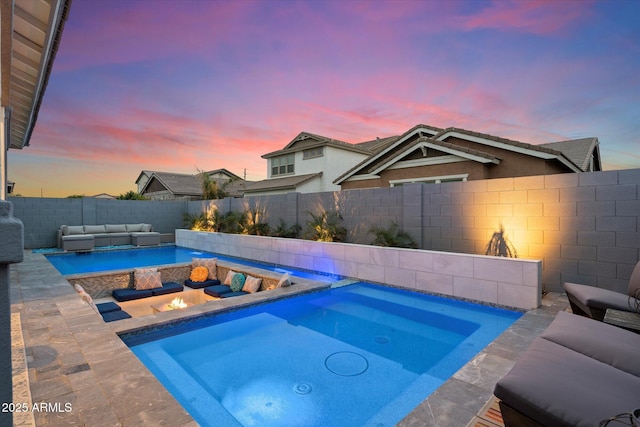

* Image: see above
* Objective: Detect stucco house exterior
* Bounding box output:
[244,125,601,195]
[243,131,396,196]
[335,125,601,190]
[136,168,247,200]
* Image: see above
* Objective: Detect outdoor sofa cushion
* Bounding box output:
[221,291,249,298]
[204,284,233,297]
[494,336,640,427]
[150,281,184,296]
[112,288,153,302]
[101,310,132,322]
[185,278,220,289]
[112,281,183,301]
[95,301,122,314]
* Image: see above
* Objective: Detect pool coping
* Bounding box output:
[10,250,569,426]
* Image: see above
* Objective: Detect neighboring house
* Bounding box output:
[136,169,247,200]
[91,193,116,199]
[243,131,397,196]
[335,125,602,190]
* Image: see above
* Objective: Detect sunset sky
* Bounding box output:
[8,0,640,198]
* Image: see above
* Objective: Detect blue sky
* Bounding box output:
[8,0,640,197]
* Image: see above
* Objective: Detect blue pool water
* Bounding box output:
[45,246,340,282]
[123,283,522,426]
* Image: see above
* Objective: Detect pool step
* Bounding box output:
[330,279,359,288]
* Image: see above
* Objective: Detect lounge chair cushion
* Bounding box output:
[151,281,184,296]
[112,288,153,302]
[221,291,249,298]
[96,301,122,314]
[494,337,640,427]
[539,311,640,377]
[185,279,220,289]
[204,285,232,297]
[564,282,634,313]
[101,310,132,322]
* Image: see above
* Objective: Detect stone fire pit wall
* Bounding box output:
[176,230,542,310]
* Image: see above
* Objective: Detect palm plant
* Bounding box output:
[485,224,518,258]
[271,218,301,238]
[304,210,347,242]
[369,221,417,248]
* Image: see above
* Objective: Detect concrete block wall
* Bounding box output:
[176,230,542,310]
[9,168,639,294]
[422,169,640,293]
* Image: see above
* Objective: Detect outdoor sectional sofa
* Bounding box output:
[58,223,160,251]
[494,310,640,427]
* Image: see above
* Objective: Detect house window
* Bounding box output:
[271,154,295,176]
[303,147,323,159]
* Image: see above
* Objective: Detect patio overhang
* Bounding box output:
[0,0,71,199]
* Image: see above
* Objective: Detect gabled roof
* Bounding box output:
[434,127,582,171]
[140,170,247,198]
[141,172,202,196]
[262,131,373,159]
[335,124,599,184]
[244,172,322,193]
[334,124,445,184]
[539,137,601,172]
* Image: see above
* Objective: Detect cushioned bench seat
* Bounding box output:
[112,281,183,301]
[150,281,184,295]
[112,288,153,302]
[185,278,221,289]
[221,291,249,298]
[95,301,131,322]
[203,284,232,297]
[96,301,122,314]
[494,312,640,427]
[203,284,248,298]
[101,310,132,322]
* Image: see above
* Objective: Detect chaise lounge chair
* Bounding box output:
[564,260,640,321]
[494,311,640,427]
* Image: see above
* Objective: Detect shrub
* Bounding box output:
[304,210,347,242]
[369,221,417,248]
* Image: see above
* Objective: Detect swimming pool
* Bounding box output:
[45,246,340,282]
[123,282,521,426]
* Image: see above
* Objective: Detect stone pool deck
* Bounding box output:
[9,250,569,426]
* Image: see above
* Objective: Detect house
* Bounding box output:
[136,169,247,200]
[243,131,397,196]
[335,125,602,190]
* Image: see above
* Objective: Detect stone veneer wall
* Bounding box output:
[176,230,542,310]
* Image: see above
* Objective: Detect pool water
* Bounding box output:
[45,246,340,282]
[124,283,521,426]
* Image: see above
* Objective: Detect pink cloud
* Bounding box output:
[458,0,593,35]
